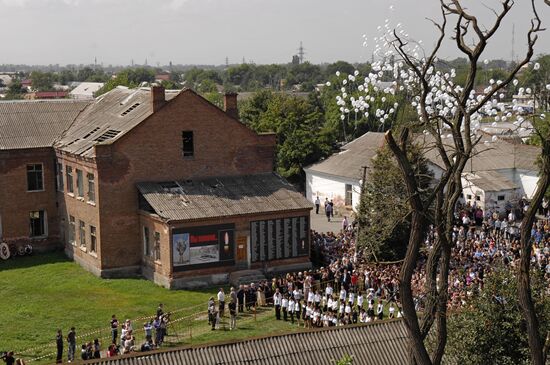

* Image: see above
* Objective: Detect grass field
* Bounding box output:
[0,252,218,361]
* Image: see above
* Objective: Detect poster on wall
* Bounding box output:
[189,244,219,264]
[172,224,235,269]
[250,216,310,263]
[172,233,190,265]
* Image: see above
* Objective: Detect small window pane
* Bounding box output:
[69,216,76,245]
[79,220,86,247]
[90,225,97,253]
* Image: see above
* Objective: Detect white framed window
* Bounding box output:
[87,173,95,203]
[29,210,47,237]
[68,215,76,245]
[76,169,84,198]
[79,220,86,248]
[90,225,97,253]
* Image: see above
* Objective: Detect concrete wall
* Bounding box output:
[305,169,360,211]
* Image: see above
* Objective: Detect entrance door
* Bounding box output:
[236,236,247,261]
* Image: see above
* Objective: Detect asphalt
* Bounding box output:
[310,209,347,233]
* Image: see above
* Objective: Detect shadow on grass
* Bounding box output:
[0,250,70,271]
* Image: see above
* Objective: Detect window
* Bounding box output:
[56,163,64,192]
[476,195,481,201]
[90,225,97,253]
[87,173,95,203]
[66,166,74,193]
[29,210,46,237]
[154,232,161,261]
[143,226,151,256]
[76,169,84,197]
[497,195,505,201]
[27,164,44,191]
[79,220,86,248]
[466,194,472,200]
[69,216,75,245]
[345,184,353,206]
[182,131,194,157]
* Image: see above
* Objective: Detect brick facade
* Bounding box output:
[0,88,312,287]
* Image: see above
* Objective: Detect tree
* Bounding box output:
[335,1,545,364]
[30,71,54,91]
[357,145,432,261]
[446,267,550,365]
[5,80,24,99]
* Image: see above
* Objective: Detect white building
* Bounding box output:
[304,132,385,211]
[69,82,104,100]
[305,131,540,214]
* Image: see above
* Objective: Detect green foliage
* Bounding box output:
[325,61,355,78]
[239,91,333,184]
[95,67,155,95]
[5,79,24,99]
[356,144,432,260]
[446,267,550,365]
[30,71,55,91]
[334,354,353,365]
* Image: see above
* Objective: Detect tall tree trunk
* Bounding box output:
[518,140,550,365]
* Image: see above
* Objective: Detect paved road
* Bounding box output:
[310,210,346,233]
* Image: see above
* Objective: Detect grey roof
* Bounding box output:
[85,320,408,365]
[55,86,180,158]
[420,133,540,172]
[137,172,312,222]
[463,171,519,192]
[0,100,89,150]
[305,132,386,180]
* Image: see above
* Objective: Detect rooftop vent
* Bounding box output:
[121,102,141,116]
[94,129,121,143]
[82,127,101,139]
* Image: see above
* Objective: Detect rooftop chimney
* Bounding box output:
[223,92,238,119]
[151,85,166,112]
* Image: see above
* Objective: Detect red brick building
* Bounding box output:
[0,87,312,288]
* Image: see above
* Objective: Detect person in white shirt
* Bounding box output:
[331,296,338,311]
[273,289,282,320]
[357,292,364,310]
[377,301,384,320]
[314,291,321,307]
[281,296,289,321]
[325,283,333,299]
[307,290,315,304]
[294,300,302,324]
[288,298,295,324]
[327,296,333,312]
[348,292,355,306]
[339,301,345,318]
[217,288,225,317]
[339,288,346,301]
[359,309,367,323]
[389,303,396,319]
[345,303,352,315]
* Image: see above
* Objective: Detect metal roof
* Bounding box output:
[305,132,386,180]
[463,171,519,192]
[84,319,408,365]
[0,99,89,150]
[137,172,312,222]
[55,86,180,158]
[420,133,540,172]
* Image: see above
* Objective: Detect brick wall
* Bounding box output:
[95,90,277,270]
[0,147,59,249]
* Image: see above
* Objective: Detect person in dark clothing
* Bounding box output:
[156,303,164,318]
[67,327,76,362]
[236,285,245,313]
[55,329,63,364]
[1,352,15,365]
[110,315,119,345]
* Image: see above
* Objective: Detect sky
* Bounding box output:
[0,0,549,66]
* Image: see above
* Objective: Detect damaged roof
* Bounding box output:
[55,86,180,158]
[0,100,89,150]
[137,172,312,222]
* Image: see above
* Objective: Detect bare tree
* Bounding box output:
[381,1,544,364]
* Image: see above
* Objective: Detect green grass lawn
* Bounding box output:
[0,252,217,362]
